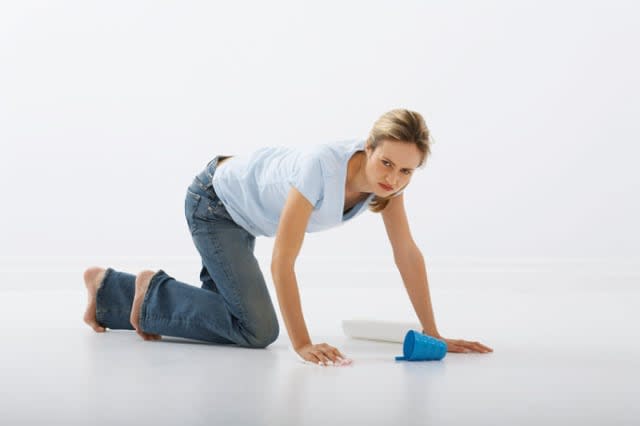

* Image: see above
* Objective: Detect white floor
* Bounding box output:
[0,259,638,425]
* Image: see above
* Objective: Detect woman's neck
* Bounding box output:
[345,151,370,195]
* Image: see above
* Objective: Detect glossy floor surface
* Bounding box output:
[0,260,638,425]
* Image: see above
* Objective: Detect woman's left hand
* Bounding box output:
[440,337,493,354]
[441,337,493,353]
[424,331,493,353]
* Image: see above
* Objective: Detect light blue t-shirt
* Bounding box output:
[212,139,376,237]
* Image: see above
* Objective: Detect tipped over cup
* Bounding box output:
[395,330,447,361]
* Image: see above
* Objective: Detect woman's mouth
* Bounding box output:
[379,183,393,191]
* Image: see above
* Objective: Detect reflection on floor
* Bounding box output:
[0,260,638,425]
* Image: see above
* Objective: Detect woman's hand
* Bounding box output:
[296,342,349,366]
[423,331,493,353]
[440,336,493,353]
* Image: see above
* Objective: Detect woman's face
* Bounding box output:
[365,139,422,197]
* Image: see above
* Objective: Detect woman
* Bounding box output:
[82,108,493,366]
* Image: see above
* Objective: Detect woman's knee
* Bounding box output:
[245,318,280,348]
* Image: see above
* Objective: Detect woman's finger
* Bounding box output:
[323,346,344,361]
[446,338,493,353]
[463,340,490,352]
[308,352,323,364]
[461,341,492,353]
[478,342,493,352]
[320,348,334,360]
[464,342,484,353]
[326,350,340,364]
[471,341,492,352]
[330,349,344,362]
[313,350,331,365]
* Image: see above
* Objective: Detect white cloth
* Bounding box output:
[342,319,421,343]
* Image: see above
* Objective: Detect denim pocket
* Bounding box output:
[207,198,232,220]
[185,190,202,233]
[192,193,232,222]
[186,189,202,202]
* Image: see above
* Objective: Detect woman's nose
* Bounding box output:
[386,173,399,185]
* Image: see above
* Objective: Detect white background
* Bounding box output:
[0,5,638,424]
[1,1,638,276]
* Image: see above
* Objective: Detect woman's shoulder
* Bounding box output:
[301,139,362,174]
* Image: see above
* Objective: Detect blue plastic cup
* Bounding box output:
[395,330,447,361]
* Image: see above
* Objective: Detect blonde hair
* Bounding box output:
[367,109,433,213]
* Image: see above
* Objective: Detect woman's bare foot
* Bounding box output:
[130,270,162,341]
[83,267,107,333]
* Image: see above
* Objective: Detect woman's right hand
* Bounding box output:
[296,342,347,366]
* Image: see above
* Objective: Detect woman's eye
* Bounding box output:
[402,170,412,175]
[382,160,391,167]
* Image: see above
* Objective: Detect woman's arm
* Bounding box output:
[381,194,493,353]
[272,187,349,364]
[397,250,439,336]
[271,187,315,350]
[381,193,440,337]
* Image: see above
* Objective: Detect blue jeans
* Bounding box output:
[95,156,280,348]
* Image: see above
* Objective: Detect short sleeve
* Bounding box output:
[289,155,324,207]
